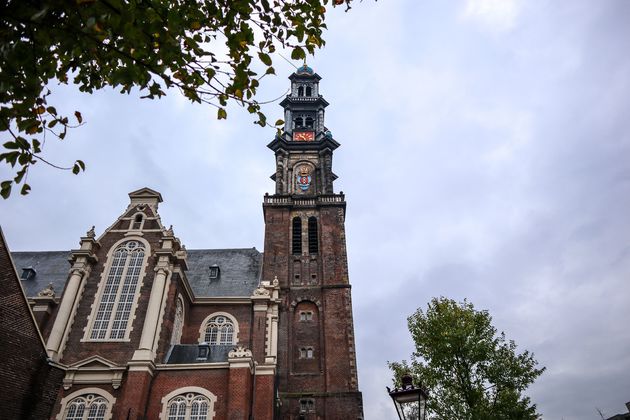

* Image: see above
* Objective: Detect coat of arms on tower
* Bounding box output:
[296,165,312,191]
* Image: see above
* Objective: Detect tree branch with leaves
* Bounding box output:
[0,0,353,198]
[389,297,545,420]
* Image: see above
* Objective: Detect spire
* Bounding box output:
[267,68,339,195]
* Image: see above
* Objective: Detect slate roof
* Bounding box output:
[11,248,262,299]
[186,248,262,297]
[11,251,71,298]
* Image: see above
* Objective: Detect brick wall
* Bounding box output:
[263,201,363,419]
[146,369,231,419]
[0,228,64,419]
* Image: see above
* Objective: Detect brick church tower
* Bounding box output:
[263,65,364,419]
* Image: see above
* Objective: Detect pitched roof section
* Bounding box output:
[186,248,262,297]
[11,248,262,299]
[11,251,71,298]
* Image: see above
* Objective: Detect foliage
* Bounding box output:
[389,297,545,420]
[0,0,351,198]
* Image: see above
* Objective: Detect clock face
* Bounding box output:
[293,131,315,141]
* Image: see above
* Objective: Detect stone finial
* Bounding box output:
[228,346,253,359]
[165,225,174,237]
[272,276,279,287]
[37,282,55,297]
[86,226,96,238]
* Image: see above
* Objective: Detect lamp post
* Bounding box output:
[387,373,428,420]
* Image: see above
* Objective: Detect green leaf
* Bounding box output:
[258,52,272,66]
[274,119,284,126]
[291,47,305,60]
[1,181,12,199]
[217,108,227,119]
[20,183,31,195]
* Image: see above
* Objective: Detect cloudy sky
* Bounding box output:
[3,0,630,418]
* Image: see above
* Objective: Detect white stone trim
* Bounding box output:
[128,211,146,231]
[83,237,150,342]
[155,362,229,370]
[159,386,217,420]
[62,355,125,390]
[56,387,116,420]
[198,312,239,344]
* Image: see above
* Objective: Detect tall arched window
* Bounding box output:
[297,86,305,96]
[89,240,147,340]
[292,217,302,255]
[62,394,109,420]
[305,86,312,96]
[204,315,235,345]
[308,217,318,254]
[170,296,184,345]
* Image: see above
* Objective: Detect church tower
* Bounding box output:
[262,65,364,419]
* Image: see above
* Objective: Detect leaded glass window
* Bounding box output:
[167,393,210,420]
[204,315,235,345]
[64,394,108,420]
[90,240,146,340]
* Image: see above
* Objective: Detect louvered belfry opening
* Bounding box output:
[308,217,318,254]
[292,217,302,255]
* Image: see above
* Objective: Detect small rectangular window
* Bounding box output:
[299,311,313,321]
[300,399,315,413]
[209,266,220,279]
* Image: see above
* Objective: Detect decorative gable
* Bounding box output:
[62,355,126,390]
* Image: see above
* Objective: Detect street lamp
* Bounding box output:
[387,373,428,420]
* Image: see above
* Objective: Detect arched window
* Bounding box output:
[292,217,302,255]
[299,347,314,359]
[294,116,304,128]
[58,389,115,420]
[305,86,312,96]
[160,388,217,420]
[305,117,314,128]
[131,214,143,230]
[167,394,209,420]
[89,240,147,340]
[308,217,318,254]
[204,315,235,345]
[297,86,304,96]
[64,394,108,420]
[170,296,184,345]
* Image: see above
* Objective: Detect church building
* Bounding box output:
[4,66,364,420]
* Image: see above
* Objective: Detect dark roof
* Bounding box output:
[165,344,233,364]
[186,248,262,297]
[10,248,262,299]
[11,251,71,298]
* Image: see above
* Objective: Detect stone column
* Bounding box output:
[132,265,169,361]
[46,267,85,360]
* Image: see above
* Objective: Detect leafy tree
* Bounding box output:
[389,297,545,420]
[0,0,351,198]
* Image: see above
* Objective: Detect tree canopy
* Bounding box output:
[0,0,350,198]
[389,297,545,420]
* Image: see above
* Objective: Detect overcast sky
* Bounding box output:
[3,0,630,418]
